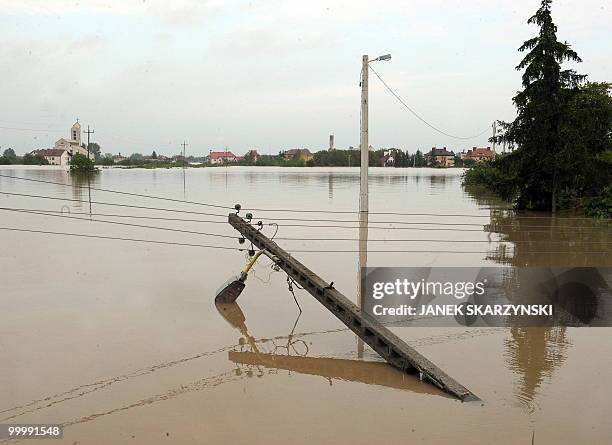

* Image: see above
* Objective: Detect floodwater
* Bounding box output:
[0,166,611,444]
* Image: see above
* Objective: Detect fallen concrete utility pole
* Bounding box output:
[228,213,477,401]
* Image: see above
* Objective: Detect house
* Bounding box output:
[283,148,313,161]
[379,148,400,167]
[461,146,495,162]
[208,150,238,165]
[425,147,455,167]
[113,153,127,162]
[245,149,260,163]
[31,149,70,166]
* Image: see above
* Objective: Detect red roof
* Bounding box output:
[284,148,312,156]
[32,149,66,157]
[465,147,494,158]
[209,151,236,159]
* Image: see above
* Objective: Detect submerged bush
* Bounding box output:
[584,186,612,218]
[70,153,97,174]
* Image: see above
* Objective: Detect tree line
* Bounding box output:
[0,148,48,165]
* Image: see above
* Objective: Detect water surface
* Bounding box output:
[1,166,611,444]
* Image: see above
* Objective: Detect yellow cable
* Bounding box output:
[242,249,267,274]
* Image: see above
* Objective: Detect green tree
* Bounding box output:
[494,0,586,210]
[22,152,48,165]
[414,149,425,167]
[311,149,359,167]
[87,142,101,161]
[151,150,158,159]
[70,153,97,173]
[2,148,18,163]
[99,153,115,166]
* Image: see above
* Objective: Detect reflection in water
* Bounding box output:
[206,169,463,193]
[464,185,611,267]
[229,352,448,397]
[216,303,447,398]
[357,208,368,357]
[504,327,570,412]
[461,187,607,411]
[70,172,97,215]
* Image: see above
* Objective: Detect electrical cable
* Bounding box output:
[2,173,607,221]
[368,65,491,140]
[0,227,243,250]
[3,206,610,244]
[0,173,231,210]
[0,191,228,218]
[2,191,607,230]
[0,207,240,240]
[0,206,229,224]
[0,225,607,254]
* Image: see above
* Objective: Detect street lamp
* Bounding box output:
[372,54,392,62]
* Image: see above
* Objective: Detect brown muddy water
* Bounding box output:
[0,166,611,444]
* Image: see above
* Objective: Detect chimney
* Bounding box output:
[329,134,335,150]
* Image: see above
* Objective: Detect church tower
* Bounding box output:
[71,119,81,143]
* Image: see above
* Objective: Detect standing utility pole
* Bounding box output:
[84,125,95,216]
[357,55,370,358]
[360,55,369,215]
[181,140,189,165]
[85,125,95,160]
[492,121,497,153]
[357,53,391,338]
[181,140,189,196]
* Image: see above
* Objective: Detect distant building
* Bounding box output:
[329,134,335,150]
[461,146,495,162]
[53,119,93,160]
[283,148,313,161]
[245,150,260,162]
[113,153,127,162]
[426,147,455,167]
[31,120,93,166]
[379,148,400,167]
[208,150,238,164]
[31,149,70,166]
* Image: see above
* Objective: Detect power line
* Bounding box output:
[4,207,608,244]
[0,206,575,234]
[1,173,607,221]
[2,184,609,228]
[368,65,491,140]
[0,173,231,211]
[1,194,607,233]
[0,123,172,149]
[0,227,243,250]
[0,207,240,240]
[2,226,607,254]
[0,191,228,218]
[0,125,64,133]
[0,207,229,224]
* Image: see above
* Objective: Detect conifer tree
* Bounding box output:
[498,0,585,210]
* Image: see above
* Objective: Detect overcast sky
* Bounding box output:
[0,0,610,156]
